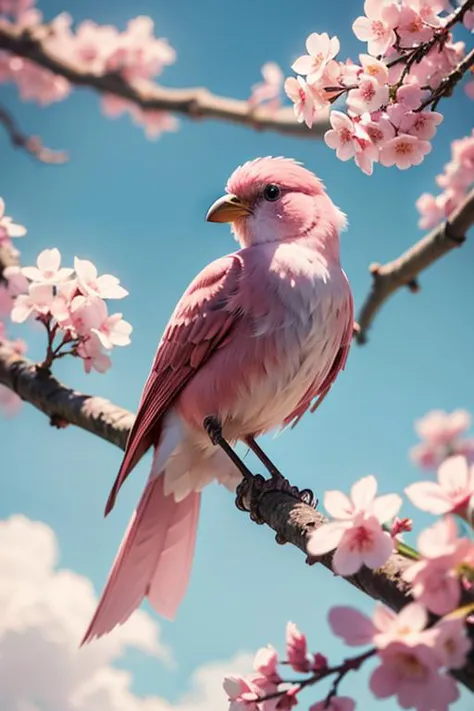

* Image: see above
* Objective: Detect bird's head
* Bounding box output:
[206,157,347,252]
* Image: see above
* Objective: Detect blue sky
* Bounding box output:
[1,1,473,709]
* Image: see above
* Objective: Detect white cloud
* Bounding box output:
[0,515,252,711]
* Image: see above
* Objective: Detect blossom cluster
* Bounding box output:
[284,1,473,174]
[409,408,474,469]
[416,130,474,229]
[224,407,474,711]
[0,197,132,415]
[9,249,132,373]
[0,1,178,138]
[248,62,284,112]
[224,604,471,711]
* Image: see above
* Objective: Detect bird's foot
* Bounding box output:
[203,416,254,479]
[235,471,318,542]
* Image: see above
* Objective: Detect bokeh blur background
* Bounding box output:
[1,1,473,709]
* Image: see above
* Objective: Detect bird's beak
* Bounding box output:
[206,194,252,223]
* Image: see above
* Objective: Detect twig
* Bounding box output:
[356,189,474,344]
[417,48,474,112]
[0,23,328,139]
[0,103,68,163]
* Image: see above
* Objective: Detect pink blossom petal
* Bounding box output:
[350,474,377,511]
[372,603,396,634]
[405,481,452,514]
[21,266,43,281]
[362,530,394,569]
[291,56,314,75]
[324,489,353,519]
[437,455,469,494]
[307,521,349,556]
[333,536,364,576]
[328,606,376,646]
[371,493,402,523]
[396,602,428,633]
[95,274,129,298]
[37,247,61,273]
[74,256,97,282]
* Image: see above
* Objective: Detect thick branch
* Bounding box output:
[0,103,67,163]
[0,341,473,689]
[0,23,328,139]
[356,189,474,344]
[0,343,133,446]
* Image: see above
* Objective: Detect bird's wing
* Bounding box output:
[283,289,354,429]
[105,254,244,514]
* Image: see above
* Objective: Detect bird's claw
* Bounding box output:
[235,471,318,540]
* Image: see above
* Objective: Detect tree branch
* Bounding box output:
[356,188,474,344]
[0,23,328,139]
[417,47,474,112]
[0,102,68,163]
[0,340,473,689]
[0,342,133,446]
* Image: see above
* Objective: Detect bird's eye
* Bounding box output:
[263,184,281,202]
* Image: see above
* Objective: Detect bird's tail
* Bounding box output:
[81,475,200,645]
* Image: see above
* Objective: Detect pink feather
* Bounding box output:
[82,476,200,643]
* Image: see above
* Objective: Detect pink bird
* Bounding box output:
[82,157,354,644]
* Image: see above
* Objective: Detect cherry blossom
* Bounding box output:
[307,475,402,576]
[284,76,317,128]
[248,62,283,112]
[397,5,434,45]
[402,516,474,614]
[223,675,260,711]
[76,332,112,374]
[400,110,443,141]
[379,134,431,170]
[325,111,379,175]
[7,56,71,105]
[10,283,54,322]
[352,0,400,56]
[292,32,340,84]
[359,54,389,85]
[370,641,459,711]
[396,84,428,112]
[286,622,310,672]
[428,617,472,670]
[324,112,360,161]
[329,601,429,650]
[70,295,132,349]
[409,409,474,468]
[347,76,389,115]
[253,645,279,680]
[74,257,128,299]
[416,130,474,228]
[406,454,474,517]
[0,197,26,246]
[416,192,451,230]
[21,247,73,284]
